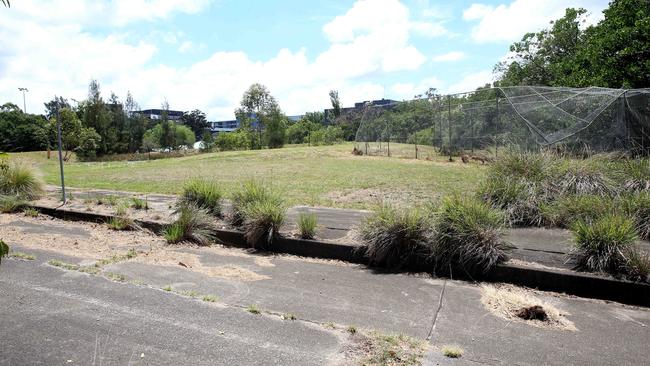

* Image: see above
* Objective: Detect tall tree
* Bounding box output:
[181,109,209,140]
[82,80,112,155]
[235,83,282,149]
[329,90,341,118]
[44,96,71,119]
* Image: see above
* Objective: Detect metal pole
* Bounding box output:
[56,108,66,203]
[447,96,452,162]
[495,94,500,158]
[18,87,28,113]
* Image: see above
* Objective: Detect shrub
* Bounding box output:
[230,180,281,226]
[178,178,223,216]
[624,249,650,283]
[0,195,27,213]
[570,215,638,276]
[164,204,217,245]
[360,206,434,269]
[0,163,43,200]
[297,213,318,239]
[540,195,616,228]
[432,196,509,275]
[620,192,650,241]
[242,199,286,248]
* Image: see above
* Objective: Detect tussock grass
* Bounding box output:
[230,180,282,226]
[0,163,43,200]
[242,199,286,248]
[540,195,616,228]
[246,304,261,314]
[179,178,223,216]
[297,213,318,239]
[23,207,39,217]
[164,204,218,245]
[0,195,27,213]
[432,196,509,275]
[570,215,641,279]
[360,205,433,269]
[441,345,463,358]
[202,295,218,302]
[107,202,137,230]
[131,197,148,210]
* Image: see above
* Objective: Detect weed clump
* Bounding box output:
[0,163,43,200]
[570,214,647,281]
[164,204,218,245]
[432,196,509,275]
[441,345,463,359]
[179,178,223,216]
[242,199,286,248]
[297,212,318,239]
[230,180,281,226]
[360,206,433,269]
[107,202,137,230]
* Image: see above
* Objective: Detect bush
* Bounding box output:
[478,177,544,226]
[0,163,43,200]
[164,204,218,245]
[297,213,318,239]
[432,196,509,275]
[0,194,27,213]
[178,178,223,216]
[215,130,250,151]
[242,199,286,248]
[360,206,434,269]
[310,126,344,146]
[570,215,638,276]
[230,180,281,226]
[540,195,616,228]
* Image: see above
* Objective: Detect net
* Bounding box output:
[352,86,650,159]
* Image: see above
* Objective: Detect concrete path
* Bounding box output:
[2,216,650,365]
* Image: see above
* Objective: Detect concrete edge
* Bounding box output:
[28,204,650,307]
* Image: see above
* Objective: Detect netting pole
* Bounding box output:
[495,93,499,159]
[447,95,452,162]
[388,133,391,157]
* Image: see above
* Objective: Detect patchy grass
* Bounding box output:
[297,212,318,239]
[9,144,485,210]
[131,197,149,210]
[105,272,127,282]
[441,345,463,358]
[351,331,426,366]
[178,290,199,298]
[94,249,137,267]
[162,285,173,292]
[246,304,261,314]
[282,313,297,321]
[0,195,27,213]
[23,207,39,217]
[9,251,35,260]
[201,295,218,302]
[47,259,101,275]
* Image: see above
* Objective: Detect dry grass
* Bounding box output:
[480,284,576,331]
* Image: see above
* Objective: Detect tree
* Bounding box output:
[50,108,101,160]
[124,91,146,152]
[82,80,112,155]
[143,122,195,151]
[181,109,209,140]
[44,96,71,119]
[329,90,341,117]
[286,115,322,144]
[200,130,215,151]
[235,83,282,149]
[264,109,287,149]
[0,103,48,152]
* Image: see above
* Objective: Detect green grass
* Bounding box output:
[297,213,318,239]
[23,207,39,217]
[242,198,286,248]
[246,304,261,314]
[131,197,149,210]
[8,144,485,210]
[164,204,218,245]
[441,345,464,358]
[10,251,36,260]
[179,178,224,216]
[201,295,218,302]
[0,195,27,213]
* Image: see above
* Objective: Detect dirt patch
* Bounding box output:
[344,330,427,365]
[135,249,270,281]
[481,284,577,331]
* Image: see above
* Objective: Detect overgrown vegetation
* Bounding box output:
[0,194,27,213]
[570,215,648,282]
[164,204,218,245]
[360,206,433,269]
[297,213,318,239]
[178,178,223,216]
[230,180,286,248]
[0,162,43,200]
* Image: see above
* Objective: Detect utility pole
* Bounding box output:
[18,87,28,113]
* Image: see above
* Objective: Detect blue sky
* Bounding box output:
[0,0,609,120]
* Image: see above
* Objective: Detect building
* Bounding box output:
[323,98,398,124]
[134,109,184,122]
[208,114,304,135]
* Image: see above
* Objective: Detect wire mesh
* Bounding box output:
[353,86,650,159]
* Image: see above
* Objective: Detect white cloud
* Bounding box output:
[390,77,443,100]
[444,71,494,94]
[0,0,448,119]
[432,51,465,62]
[463,0,608,43]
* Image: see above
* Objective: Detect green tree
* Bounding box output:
[50,108,101,160]
[235,83,282,149]
[329,90,341,117]
[124,91,146,152]
[143,122,195,151]
[0,103,49,151]
[82,80,112,155]
[181,109,209,140]
[200,130,215,151]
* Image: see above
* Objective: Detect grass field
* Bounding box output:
[11,143,485,209]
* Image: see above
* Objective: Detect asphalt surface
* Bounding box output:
[2,216,650,365]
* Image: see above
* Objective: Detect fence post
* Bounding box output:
[55,107,66,204]
[495,93,500,159]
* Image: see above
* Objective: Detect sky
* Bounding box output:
[0,0,610,120]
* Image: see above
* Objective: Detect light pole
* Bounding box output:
[18,87,28,113]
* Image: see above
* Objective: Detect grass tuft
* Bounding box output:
[0,163,43,200]
[107,202,137,230]
[242,199,286,248]
[297,212,318,239]
[230,180,281,226]
[246,304,261,314]
[179,178,224,216]
[360,205,433,269]
[164,204,218,245]
[441,345,463,358]
[202,295,218,302]
[131,197,149,210]
[432,195,509,275]
[0,194,27,213]
[23,207,39,217]
[10,251,35,260]
[570,214,639,278]
[162,285,173,292]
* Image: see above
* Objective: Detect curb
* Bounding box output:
[29,204,650,307]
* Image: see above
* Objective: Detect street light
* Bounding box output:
[18,87,28,113]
